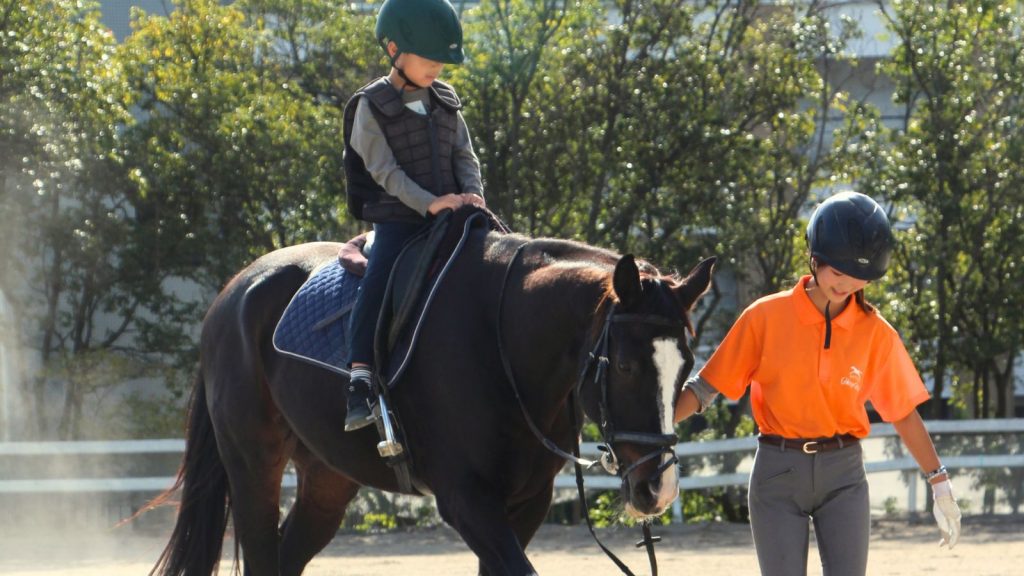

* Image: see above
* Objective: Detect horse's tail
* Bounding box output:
[147,371,232,576]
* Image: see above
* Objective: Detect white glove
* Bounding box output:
[931,479,962,549]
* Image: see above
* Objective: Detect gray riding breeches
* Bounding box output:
[748,441,870,576]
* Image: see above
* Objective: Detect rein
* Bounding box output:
[495,241,688,576]
[495,241,597,467]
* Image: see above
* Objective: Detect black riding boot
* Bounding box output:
[344,375,376,432]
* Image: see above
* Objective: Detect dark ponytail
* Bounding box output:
[854,289,874,313]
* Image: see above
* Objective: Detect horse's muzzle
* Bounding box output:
[618,443,680,519]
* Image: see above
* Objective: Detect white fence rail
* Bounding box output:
[2,419,1022,501]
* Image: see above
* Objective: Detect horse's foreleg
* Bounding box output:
[508,484,555,549]
[477,484,555,576]
[437,487,539,576]
[278,446,362,576]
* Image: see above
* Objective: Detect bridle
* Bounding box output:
[584,306,688,485]
[496,241,694,576]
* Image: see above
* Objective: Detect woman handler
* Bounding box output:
[674,192,962,576]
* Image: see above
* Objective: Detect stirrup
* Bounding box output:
[374,394,404,457]
[377,439,404,457]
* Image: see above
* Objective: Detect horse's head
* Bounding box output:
[582,254,715,520]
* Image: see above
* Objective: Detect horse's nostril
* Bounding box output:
[647,478,662,498]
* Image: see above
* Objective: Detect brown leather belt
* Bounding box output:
[757,434,859,454]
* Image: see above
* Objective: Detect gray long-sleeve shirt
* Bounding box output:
[349,88,483,217]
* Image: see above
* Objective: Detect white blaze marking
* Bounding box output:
[652,338,683,435]
[649,338,683,511]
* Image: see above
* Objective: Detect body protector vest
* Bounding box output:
[343,78,463,223]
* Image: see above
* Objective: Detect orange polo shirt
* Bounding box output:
[700,276,929,439]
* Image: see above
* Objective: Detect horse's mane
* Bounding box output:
[484,233,684,311]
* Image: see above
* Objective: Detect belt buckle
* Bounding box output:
[802,441,819,454]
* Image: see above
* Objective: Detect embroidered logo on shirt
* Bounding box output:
[841,366,863,392]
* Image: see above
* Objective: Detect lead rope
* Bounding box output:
[592,310,663,576]
[497,241,661,576]
[568,389,660,576]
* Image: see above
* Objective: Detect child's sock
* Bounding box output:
[350,366,372,385]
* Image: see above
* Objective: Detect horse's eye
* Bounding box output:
[617,360,634,373]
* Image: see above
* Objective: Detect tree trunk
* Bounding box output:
[931,256,949,419]
[995,352,1015,418]
[58,377,76,440]
[981,366,990,419]
[972,371,981,419]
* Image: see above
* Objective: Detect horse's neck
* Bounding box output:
[502,245,612,405]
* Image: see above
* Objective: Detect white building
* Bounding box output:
[96,0,173,40]
[0,289,24,441]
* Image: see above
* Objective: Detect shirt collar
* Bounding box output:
[792,275,862,328]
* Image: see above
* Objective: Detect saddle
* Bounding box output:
[273,206,508,493]
[272,206,505,378]
[375,206,508,386]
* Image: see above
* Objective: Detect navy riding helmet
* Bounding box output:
[806,191,895,281]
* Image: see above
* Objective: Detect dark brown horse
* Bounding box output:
[150,222,715,576]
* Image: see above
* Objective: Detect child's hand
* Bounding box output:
[427,193,485,215]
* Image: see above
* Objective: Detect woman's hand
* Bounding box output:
[931,479,962,549]
[427,193,485,216]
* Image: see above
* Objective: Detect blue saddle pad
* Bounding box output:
[272,260,360,376]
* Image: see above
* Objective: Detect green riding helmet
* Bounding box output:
[375,0,465,65]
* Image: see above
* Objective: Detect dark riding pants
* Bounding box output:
[346,220,427,367]
[748,441,870,576]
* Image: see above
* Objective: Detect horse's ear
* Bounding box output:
[613,254,643,309]
[675,256,716,310]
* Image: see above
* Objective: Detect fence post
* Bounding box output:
[907,472,918,513]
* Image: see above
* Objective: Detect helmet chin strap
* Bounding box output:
[810,257,833,350]
[389,51,425,90]
[824,301,832,350]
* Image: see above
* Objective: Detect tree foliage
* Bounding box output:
[2,0,1022,448]
[865,0,1024,418]
[1,0,145,438]
[118,0,374,284]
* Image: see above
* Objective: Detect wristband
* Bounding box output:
[924,465,948,482]
[681,376,719,414]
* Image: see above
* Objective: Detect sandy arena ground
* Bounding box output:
[0,516,1020,575]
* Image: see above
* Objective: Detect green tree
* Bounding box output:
[240,0,384,107]
[458,1,868,278]
[118,0,372,287]
[0,0,173,438]
[458,0,878,522]
[868,0,1024,419]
